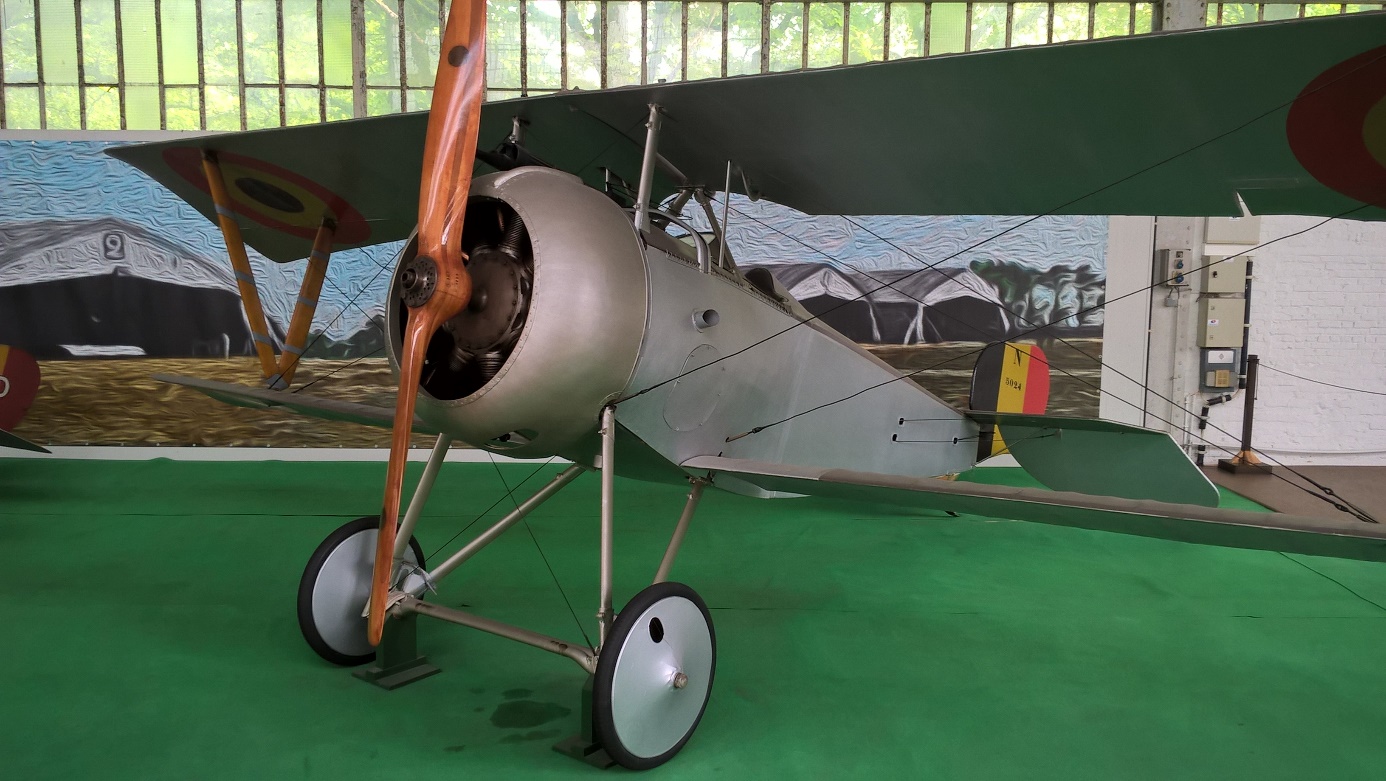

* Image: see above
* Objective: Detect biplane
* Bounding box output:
[106,7,1386,769]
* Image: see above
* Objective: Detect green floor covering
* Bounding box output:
[4,458,1386,780]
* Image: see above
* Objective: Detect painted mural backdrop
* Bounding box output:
[0,138,1105,447]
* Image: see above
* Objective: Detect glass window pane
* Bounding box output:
[1225,3,1258,23]
[365,0,401,86]
[889,3,926,60]
[241,0,281,84]
[685,2,722,80]
[847,3,885,64]
[406,86,430,110]
[283,0,320,84]
[39,0,79,83]
[161,0,199,84]
[970,3,1006,51]
[366,87,400,115]
[1305,4,1343,17]
[84,85,120,127]
[285,85,319,123]
[125,83,160,127]
[81,0,119,83]
[406,0,442,89]
[323,0,353,86]
[526,0,562,91]
[807,3,843,68]
[1264,4,1300,20]
[726,2,761,76]
[4,86,41,126]
[1011,3,1049,46]
[3,0,39,82]
[205,83,240,129]
[1051,3,1089,42]
[202,0,239,88]
[486,0,520,90]
[565,0,600,89]
[606,1,641,87]
[164,85,200,129]
[1133,2,1152,32]
[44,84,79,127]
[929,3,966,54]
[647,1,683,81]
[120,0,159,85]
[1091,3,1130,38]
[244,85,280,127]
[767,3,802,72]
[325,86,353,119]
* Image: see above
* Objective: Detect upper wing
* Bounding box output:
[683,456,1386,564]
[109,14,1386,262]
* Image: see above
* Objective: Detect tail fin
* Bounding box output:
[969,341,1051,460]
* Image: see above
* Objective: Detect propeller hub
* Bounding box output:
[400,255,439,308]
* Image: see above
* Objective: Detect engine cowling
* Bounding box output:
[386,167,650,462]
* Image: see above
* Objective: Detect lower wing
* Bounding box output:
[682,456,1386,564]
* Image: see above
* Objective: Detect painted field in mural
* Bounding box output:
[1,138,1105,448]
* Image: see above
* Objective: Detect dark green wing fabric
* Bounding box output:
[109,14,1386,262]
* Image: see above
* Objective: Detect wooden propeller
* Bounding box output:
[368,0,487,647]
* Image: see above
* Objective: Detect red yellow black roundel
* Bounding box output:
[1286,45,1386,209]
[163,147,372,244]
[0,345,40,432]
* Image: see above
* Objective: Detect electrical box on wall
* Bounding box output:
[1198,298,1246,347]
[1155,248,1191,286]
[1200,348,1241,391]
[1201,256,1250,294]
[1205,216,1262,245]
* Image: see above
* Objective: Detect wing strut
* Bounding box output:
[200,150,339,390]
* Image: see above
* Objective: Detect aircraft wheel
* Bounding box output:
[594,581,716,770]
[297,516,426,666]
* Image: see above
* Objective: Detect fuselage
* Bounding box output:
[386,167,979,491]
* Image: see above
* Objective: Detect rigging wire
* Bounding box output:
[485,454,595,650]
[1258,363,1386,398]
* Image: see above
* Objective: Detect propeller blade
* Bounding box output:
[368,0,487,647]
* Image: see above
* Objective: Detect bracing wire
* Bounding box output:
[484,454,595,650]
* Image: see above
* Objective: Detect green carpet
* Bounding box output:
[3,458,1386,780]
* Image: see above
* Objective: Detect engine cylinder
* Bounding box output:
[386,167,650,462]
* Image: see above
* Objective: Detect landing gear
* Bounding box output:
[593,582,716,770]
[297,516,426,666]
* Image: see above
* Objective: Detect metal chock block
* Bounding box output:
[552,676,616,769]
[352,613,441,691]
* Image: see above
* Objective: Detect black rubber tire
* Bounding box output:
[296,516,426,666]
[593,581,716,770]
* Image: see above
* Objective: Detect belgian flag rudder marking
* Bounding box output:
[968,342,1050,459]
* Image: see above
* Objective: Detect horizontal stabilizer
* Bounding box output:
[965,412,1219,507]
[153,374,438,434]
[0,428,50,454]
[682,456,1386,564]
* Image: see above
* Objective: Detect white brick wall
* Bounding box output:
[1204,216,1386,466]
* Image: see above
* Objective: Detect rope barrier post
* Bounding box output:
[269,219,337,390]
[201,150,280,380]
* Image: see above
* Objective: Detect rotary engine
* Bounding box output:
[386,167,651,462]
